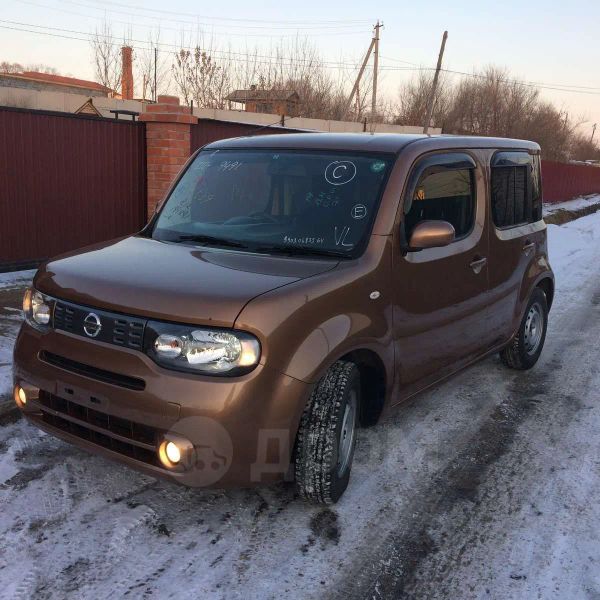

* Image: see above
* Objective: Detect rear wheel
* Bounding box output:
[294,361,360,504]
[500,287,548,370]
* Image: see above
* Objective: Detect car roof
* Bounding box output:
[204,132,540,154]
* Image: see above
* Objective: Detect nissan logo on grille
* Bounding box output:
[83,312,102,338]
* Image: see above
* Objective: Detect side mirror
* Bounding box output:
[408,220,455,250]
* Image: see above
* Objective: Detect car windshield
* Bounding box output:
[151,149,393,258]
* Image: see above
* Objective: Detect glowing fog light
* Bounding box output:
[158,439,185,468]
[14,385,27,408]
[165,441,181,464]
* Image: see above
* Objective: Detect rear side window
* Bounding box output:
[491,152,542,228]
[404,153,476,240]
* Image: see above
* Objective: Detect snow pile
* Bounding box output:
[0,270,35,291]
[544,193,600,216]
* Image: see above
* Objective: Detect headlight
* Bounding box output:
[145,321,261,375]
[23,288,52,330]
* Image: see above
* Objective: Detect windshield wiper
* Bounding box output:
[168,234,249,249]
[250,245,350,259]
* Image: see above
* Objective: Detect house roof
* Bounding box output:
[3,71,112,94]
[226,89,300,103]
[74,98,102,117]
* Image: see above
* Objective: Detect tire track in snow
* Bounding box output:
[336,252,600,600]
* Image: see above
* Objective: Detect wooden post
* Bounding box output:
[371,21,382,121]
[423,30,448,135]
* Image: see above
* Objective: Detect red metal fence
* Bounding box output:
[192,125,600,204]
[191,118,302,152]
[1,107,599,271]
[542,160,600,203]
[0,107,146,270]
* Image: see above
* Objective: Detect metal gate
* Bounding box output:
[191,118,303,152]
[0,107,146,271]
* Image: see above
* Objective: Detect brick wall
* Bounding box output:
[139,95,198,215]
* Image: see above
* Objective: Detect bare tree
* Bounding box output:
[137,30,171,100]
[172,47,230,109]
[395,65,585,161]
[394,70,452,128]
[171,35,356,120]
[1,61,24,73]
[1,61,57,74]
[90,22,123,94]
[570,132,600,161]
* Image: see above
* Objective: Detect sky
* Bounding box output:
[1,0,599,137]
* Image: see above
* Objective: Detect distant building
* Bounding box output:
[0,71,113,97]
[226,86,300,116]
[74,98,103,117]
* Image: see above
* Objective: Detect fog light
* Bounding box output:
[14,385,27,408]
[165,442,181,464]
[158,440,182,468]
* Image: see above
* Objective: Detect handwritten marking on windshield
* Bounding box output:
[219,160,242,171]
[351,204,367,219]
[325,161,357,186]
[284,235,325,245]
[334,226,354,247]
[306,191,339,208]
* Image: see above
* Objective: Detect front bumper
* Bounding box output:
[13,323,310,488]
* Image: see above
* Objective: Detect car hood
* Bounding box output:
[34,236,338,327]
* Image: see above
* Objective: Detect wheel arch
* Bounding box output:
[339,348,387,427]
[536,276,554,310]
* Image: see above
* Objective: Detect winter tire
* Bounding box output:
[500,287,548,370]
[294,361,360,504]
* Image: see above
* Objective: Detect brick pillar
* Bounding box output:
[139,95,197,216]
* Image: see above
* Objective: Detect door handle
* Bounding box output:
[469,256,487,274]
[523,240,536,255]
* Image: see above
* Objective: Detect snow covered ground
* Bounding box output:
[0,212,600,599]
[0,270,35,409]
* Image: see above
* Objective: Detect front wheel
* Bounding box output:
[500,287,548,370]
[294,361,360,504]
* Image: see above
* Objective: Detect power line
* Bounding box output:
[57,0,371,27]
[379,54,420,67]
[439,68,600,95]
[14,0,368,36]
[382,54,600,91]
[2,18,600,97]
[0,21,372,72]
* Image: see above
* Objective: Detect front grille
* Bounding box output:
[40,351,146,391]
[53,300,146,350]
[38,391,159,467]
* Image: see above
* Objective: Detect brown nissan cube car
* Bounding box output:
[13,133,554,504]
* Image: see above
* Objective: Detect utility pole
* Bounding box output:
[371,20,383,121]
[342,36,375,120]
[342,21,382,121]
[591,123,597,144]
[423,30,448,135]
[154,47,158,102]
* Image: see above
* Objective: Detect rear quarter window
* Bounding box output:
[491,151,541,228]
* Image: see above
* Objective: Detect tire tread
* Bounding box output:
[500,288,548,371]
[295,361,357,504]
